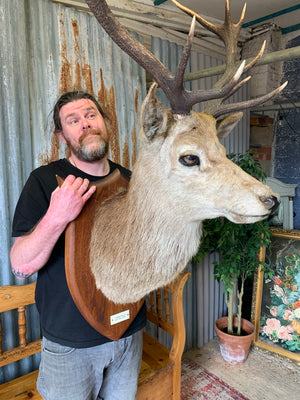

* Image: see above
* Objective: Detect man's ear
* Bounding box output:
[57,131,67,145]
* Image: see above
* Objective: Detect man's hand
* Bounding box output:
[49,175,96,226]
[10,175,96,279]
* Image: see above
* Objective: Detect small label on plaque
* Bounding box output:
[110,309,130,325]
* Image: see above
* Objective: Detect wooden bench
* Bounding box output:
[0,270,190,400]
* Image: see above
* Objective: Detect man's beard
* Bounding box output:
[65,130,109,162]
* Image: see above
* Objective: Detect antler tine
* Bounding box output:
[172,0,251,114]
[174,16,196,89]
[163,18,246,114]
[172,0,245,84]
[243,41,266,74]
[213,81,288,118]
[186,60,246,110]
[222,76,251,103]
[172,0,224,38]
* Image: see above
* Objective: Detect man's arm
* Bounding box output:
[10,175,96,279]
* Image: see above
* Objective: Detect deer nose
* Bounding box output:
[259,195,280,214]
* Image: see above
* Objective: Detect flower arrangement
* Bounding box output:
[260,250,300,352]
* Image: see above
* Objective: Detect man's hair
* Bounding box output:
[53,90,105,133]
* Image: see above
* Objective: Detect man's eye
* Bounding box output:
[70,120,78,125]
[179,155,200,167]
[87,113,96,119]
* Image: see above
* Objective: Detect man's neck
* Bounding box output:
[69,155,110,177]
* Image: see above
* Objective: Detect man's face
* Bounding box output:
[58,98,109,162]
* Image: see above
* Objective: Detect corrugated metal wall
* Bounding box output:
[0,0,147,383]
[0,0,249,382]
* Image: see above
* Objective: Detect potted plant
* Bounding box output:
[193,150,272,364]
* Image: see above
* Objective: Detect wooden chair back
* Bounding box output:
[140,270,190,400]
[0,282,41,368]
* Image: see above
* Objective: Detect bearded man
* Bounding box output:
[10,90,146,400]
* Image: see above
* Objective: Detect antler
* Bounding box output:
[86,0,286,116]
[86,0,246,114]
[171,0,287,116]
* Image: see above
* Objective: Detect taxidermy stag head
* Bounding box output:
[86,0,286,304]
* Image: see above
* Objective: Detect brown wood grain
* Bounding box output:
[0,283,36,312]
[58,170,145,341]
[0,370,41,400]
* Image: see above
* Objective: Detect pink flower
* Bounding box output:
[270,306,278,317]
[277,325,294,341]
[283,309,294,321]
[263,318,281,336]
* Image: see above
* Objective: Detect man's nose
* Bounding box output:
[82,119,91,129]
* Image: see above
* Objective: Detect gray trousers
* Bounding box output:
[37,330,143,400]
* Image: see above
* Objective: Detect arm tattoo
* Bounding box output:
[12,268,31,279]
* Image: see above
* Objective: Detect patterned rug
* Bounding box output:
[181,358,250,400]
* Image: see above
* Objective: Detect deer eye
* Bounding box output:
[179,155,200,167]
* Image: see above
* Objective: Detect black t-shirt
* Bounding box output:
[12,158,146,347]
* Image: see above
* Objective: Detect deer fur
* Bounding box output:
[86,0,284,304]
[90,84,277,304]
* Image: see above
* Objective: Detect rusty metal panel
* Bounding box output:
[24,0,146,169]
[0,0,146,383]
[1,0,146,281]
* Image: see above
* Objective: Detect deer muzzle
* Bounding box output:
[259,195,280,214]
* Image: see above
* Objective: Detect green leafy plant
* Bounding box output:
[193,150,272,335]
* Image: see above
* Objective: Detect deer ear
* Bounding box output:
[216,112,243,140]
[140,83,169,140]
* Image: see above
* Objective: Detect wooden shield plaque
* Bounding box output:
[57,170,145,341]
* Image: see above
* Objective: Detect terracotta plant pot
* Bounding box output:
[215,316,255,365]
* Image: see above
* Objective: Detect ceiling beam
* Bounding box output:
[50,0,251,41]
[183,45,300,82]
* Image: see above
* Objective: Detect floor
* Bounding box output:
[183,338,300,400]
